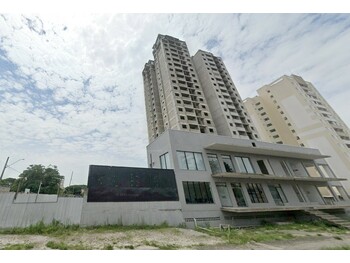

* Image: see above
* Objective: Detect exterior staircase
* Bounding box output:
[305,209,350,229]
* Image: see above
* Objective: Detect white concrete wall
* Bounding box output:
[80,201,184,227]
[0,193,83,228]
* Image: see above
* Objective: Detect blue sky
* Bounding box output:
[1,13,350,185]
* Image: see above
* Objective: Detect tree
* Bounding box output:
[10,164,64,194]
[0,177,16,187]
[63,185,87,197]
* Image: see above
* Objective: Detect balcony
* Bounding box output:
[221,204,350,213]
[211,171,346,183]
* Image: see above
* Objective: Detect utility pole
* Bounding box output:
[69,171,73,186]
[0,157,9,180]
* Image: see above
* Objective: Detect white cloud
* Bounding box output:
[1,13,349,185]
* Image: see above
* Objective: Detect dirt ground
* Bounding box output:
[1,228,350,250]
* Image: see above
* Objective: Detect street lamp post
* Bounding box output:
[0,157,9,180]
[0,157,25,180]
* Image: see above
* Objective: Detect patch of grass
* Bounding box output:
[333,236,342,240]
[196,220,348,245]
[0,220,172,237]
[196,227,294,245]
[46,241,90,250]
[143,240,179,250]
[123,245,134,249]
[2,243,35,250]
[103,244,114,250]
[322,245,350,250]
[0,220,79,236]
[252,220,347,234]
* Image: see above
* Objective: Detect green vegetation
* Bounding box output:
[62,184,87,197]
[0,220,170,237]
[322,245,350,250]
[143,240,179,250]
[197,227,294,245]
[2,243,34,250]
[46,241,90,250]
[103,244,114,250]
[0,220,79,236]
[259,220,347,234]
[10,164,63,194]
[0,178,16,188]
[196,221,347,245]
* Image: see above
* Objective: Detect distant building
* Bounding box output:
[244,75,350,191]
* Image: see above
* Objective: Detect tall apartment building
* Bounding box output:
[192,50,259,140]
[143,35,258,142]
[143,35,217,142]
[244,74,350,191]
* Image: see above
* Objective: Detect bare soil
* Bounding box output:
[1,228,350,250]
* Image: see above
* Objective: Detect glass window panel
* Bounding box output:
[293,185,305,202]
[318,164,335,178]
[183,182,190,203]
[243,157,254,173]
[207,154,221,174]
[194,182,202,202]
[165,153,171,169]
[303,161,321,177]
[160,154,166,169]
[182,181,213,204]
[194,153,205,171]
[187,182,196,203]
[222,155,235,172]
[246,183,267,203]
[205,183,214,203]
[177,151,187,170]
[185,152,197,170]
[235,157,247,173]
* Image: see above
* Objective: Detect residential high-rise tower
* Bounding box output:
[244,74,350,191]
[143,35,258,142]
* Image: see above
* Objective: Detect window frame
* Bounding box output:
[182,181,214,204]
[176,151,206,171]
[246,183,268,203]
[235,156,255,174]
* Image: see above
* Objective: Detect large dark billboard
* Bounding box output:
[87,165,179,202]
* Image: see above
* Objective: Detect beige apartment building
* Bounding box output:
[143,35,258,142]
[244,74,350,191]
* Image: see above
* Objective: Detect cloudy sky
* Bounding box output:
[1,13,350,185]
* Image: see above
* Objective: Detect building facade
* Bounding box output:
[244,75,350,191]
[147,129,349,227]
[143,35,259,142]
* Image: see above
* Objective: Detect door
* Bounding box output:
[231,183,247,207]
[216,183,233,207]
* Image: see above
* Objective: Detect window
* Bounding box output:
[257,160,270,175]
[177,151,205,171]
[303,161,322,177]
[246,183,268,203]
[160,153,171,169]
[235,157,254,173]
[182,181,214,204]
[268,184,288,205]
[293,185,305,202]
[222,155,235,172]
[207,154,221,174]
